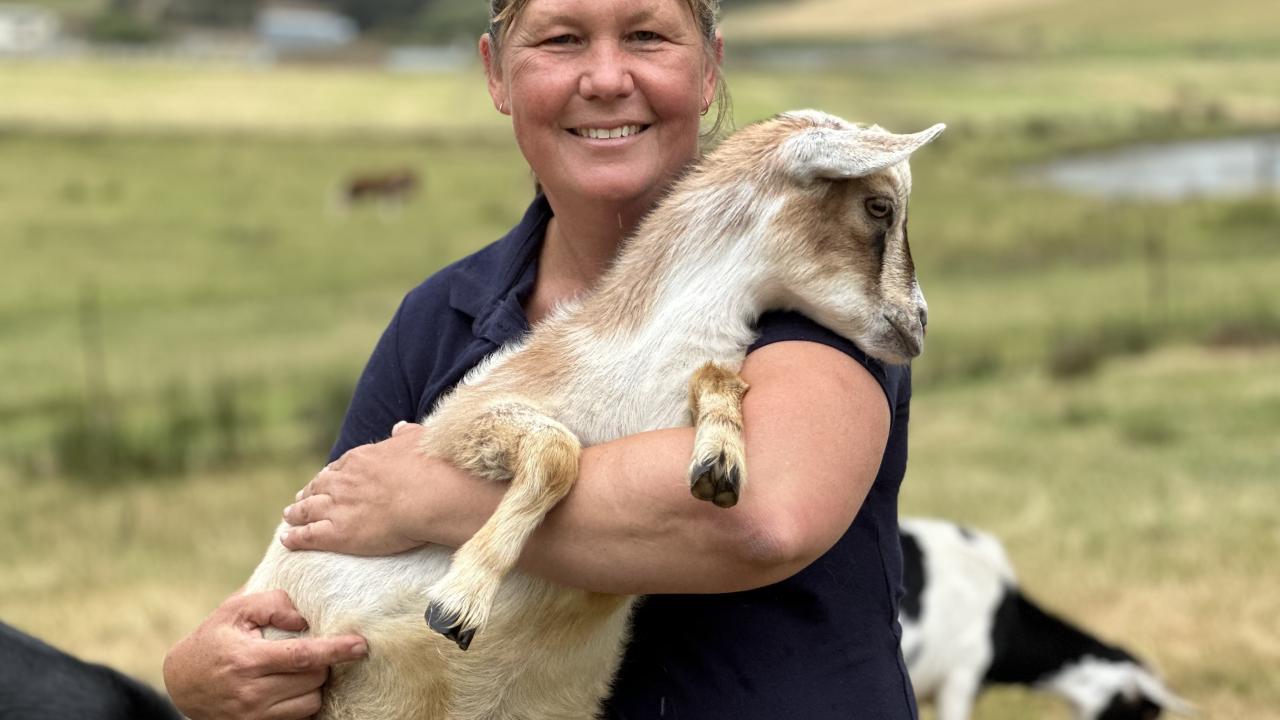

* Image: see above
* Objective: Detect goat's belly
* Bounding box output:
[246,523,454,632]
[247,527,635,719]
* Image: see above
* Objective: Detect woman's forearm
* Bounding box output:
[421,342,889,596]
[424,427,790,595]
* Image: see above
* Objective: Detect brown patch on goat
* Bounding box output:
[775,180,884,293]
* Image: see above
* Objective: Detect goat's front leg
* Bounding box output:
[423,401,581,650]
[687,362,749,508]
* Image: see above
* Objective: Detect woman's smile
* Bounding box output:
[568,123,652,140]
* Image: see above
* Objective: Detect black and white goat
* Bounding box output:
[899,517,1194,720]
[0,620,182,720]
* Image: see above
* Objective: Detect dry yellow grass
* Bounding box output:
[0,59,502,135]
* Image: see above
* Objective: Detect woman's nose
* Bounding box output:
[578,42,635,100]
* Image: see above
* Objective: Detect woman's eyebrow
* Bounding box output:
[529,7,664,31]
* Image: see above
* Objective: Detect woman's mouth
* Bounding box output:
[569,124,650,139]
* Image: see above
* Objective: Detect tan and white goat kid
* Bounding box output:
[246,110,944,720]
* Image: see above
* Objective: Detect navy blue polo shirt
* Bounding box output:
[331,196,919,719]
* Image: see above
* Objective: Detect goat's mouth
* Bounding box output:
[567,124,652,140]
[882,313,924,361]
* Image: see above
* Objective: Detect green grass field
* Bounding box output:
[2,0,1279,716]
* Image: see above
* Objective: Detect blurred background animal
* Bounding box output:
[899,518,1193,720]
[340,167,420,209]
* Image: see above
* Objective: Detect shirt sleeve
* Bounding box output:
[748,310,895,417]
[328,294,420,462]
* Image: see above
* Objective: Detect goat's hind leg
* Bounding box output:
[424,400,581,650]
[687,362,750,508]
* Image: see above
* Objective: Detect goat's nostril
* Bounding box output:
[918,307,928,330]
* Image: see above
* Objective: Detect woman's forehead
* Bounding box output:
[514,0,694,30]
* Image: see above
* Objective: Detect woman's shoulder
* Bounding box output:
[397,242,495,316]
[401,196,551,320]
[749,310,912,412]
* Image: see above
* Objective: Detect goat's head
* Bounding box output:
[1053,658,1196,720]
[704,110,945,365]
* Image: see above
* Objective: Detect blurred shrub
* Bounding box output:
[301,373,356,458]
[916,347,1003,387]
[86,11,166,44]
[1118,411,1180,447]
[43,377,263,485]
[1048,317,1155,380]
[1204,303,1280,349]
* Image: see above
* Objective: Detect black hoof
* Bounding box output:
[425,602,476,651]
[689,452,741,508]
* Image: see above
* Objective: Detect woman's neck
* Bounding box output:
[525,196,651,325]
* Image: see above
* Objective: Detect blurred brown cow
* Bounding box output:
[341,168,420,207]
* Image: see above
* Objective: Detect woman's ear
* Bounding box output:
[479,33,509,115]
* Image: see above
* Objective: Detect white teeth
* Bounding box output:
[575,125,642,139]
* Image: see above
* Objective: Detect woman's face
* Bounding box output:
[483,0,718,214]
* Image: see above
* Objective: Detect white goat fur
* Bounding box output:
[246,110,944,720]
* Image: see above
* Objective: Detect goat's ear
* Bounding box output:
[781,123,946,182]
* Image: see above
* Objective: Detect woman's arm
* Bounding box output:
[283,340,890,595]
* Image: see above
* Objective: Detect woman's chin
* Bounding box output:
[565,170,674,209]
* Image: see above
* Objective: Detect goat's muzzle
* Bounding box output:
[882,310,925,361]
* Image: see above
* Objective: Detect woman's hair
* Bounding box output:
[487,0,731,140]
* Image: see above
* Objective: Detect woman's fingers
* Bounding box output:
[282,494,334,527]
[280,518,336,550]
[263,688,325,720]
[256,635,367,674]
[234,589,309,634]
[254,639,366,719]
[392,420,421,436]
[296,448,357,501]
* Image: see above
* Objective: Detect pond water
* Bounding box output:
[1037,134,1280,201]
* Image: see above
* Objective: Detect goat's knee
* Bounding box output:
[427,402,581,650]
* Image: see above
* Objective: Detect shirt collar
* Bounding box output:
[448,194,551,346]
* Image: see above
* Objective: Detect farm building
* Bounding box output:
[0,3,58,53]
[255,4,356,52]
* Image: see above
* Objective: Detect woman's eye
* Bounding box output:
[544,34,578,46]
[630,30,662,42]
[865,198,894,219]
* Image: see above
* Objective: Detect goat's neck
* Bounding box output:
[580,186,782,356]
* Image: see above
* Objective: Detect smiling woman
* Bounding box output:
[162,1,922,719]
[482,0,723,224]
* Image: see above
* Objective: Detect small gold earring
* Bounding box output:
[499,99,508,113]
[700,96,711,116]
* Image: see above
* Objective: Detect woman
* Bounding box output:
[163,0,918,718]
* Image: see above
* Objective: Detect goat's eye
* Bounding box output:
[865,197,894,219]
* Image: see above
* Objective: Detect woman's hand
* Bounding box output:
[163,589,367,720]
[281,422,439,556]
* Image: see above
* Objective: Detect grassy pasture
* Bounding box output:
[2,2,1280,715]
